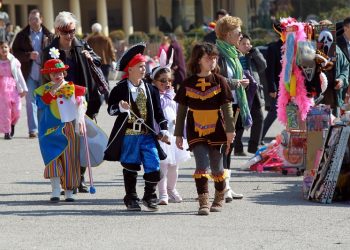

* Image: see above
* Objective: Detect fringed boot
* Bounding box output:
[194,171,210,215]
[210,172,227,212]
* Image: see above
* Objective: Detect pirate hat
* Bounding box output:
[116,42,146,72]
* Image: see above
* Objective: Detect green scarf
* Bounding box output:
[216,39,252,129]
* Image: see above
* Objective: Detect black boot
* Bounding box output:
[10,125,15,137]
[123,168,141,211]
[4,133,11,140]
[78,167,89,193]
[142,181,158,211]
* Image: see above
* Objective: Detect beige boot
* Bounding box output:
[198,193,210,215]
[210,189,226,212]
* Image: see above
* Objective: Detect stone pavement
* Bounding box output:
[1,102,350,250]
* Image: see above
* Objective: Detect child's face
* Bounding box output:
[49,71,65,84]
[199,53,218,73]
[128,61,146,79]
[154,72,172,93]
[0,43,9,59]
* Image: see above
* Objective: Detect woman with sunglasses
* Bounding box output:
[42,11,102,194]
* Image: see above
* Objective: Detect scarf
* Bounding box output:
[216,39,252,129]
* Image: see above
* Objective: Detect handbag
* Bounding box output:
[87,59,110,95]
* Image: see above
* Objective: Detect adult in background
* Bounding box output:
[215,15,247,202]
[237,33,267,154]
[86,22,116,102]
[12,9,54,138]
[203,9,228,44]
[42,11,102,193]
[319,19,349,117]
[261,22,283,144]
[167,34,186,91]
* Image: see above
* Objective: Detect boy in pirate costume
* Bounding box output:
[174,43,235,215]
[104,43,169,211]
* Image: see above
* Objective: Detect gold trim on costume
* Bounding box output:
[189,108,219,136]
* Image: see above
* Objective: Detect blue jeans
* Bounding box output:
[25,77,40,134]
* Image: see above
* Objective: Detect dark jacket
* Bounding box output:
[243,47,267,107]
[203,31,217,44]
[104,79,168,161]
[11,25,54,80]
[42,37,101,103]
[265,39,283,93]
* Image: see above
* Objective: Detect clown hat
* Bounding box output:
[116,42,146,72]
[41,47,69,74]
[41,59,69,74]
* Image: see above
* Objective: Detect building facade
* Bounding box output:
[1,0,264,36]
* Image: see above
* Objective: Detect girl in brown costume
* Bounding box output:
[174,43,235,215]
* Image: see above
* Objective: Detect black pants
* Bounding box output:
[261,97,277,141]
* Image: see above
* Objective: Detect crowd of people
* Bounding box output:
[1,5,350,215]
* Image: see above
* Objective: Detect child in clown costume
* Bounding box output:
[35,48,86,202]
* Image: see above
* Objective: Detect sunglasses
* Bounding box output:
[59,29,76,36]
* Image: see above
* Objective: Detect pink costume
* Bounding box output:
[0,54,27,133]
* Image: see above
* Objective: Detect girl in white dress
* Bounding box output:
[150,50,191,205]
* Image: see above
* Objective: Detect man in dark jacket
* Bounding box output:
[12,9,53,138]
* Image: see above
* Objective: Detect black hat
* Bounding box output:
[116,42,146,72]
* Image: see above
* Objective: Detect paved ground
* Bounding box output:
[1,100,350,250]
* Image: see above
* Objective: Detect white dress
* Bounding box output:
[159,89,191,165]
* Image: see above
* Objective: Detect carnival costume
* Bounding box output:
[104,43,168,211]
[151,50,191,204]
[35,48,86,202]
[174,69,235,215]
[0,53,27,139]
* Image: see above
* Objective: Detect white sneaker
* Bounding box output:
[158,194,168,205]
[231,190,244,199]
[225,188,233,203]
[168,189,183,203]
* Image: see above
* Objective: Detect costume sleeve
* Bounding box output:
[107,83,123,116]
[74,84,87,97]
[220,102,235,132]
[174,104,188,137]
[151,85,168,130]
[14,60,28,93]
[173,80,187,105]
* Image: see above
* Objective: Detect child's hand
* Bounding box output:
[19,91,27,98]
[176,136,183,150]
[81,50,93,62]
[119,100,130,112]
[159,130,171,145]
